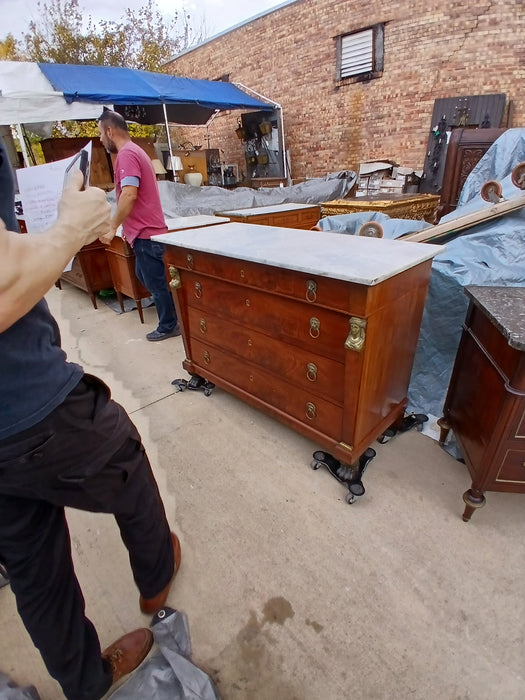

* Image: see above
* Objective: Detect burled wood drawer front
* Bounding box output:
[190,337,343,441]
[182,272,350,363]
[187,306,345,404]
[494,449,525,490]
[165,249,369,315]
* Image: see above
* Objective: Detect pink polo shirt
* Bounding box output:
[114,141,168,246]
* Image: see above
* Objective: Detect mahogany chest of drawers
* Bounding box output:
[157,223,441,469]
[58,240,113,309]
[439,286,525,521]
[215,203,320,230]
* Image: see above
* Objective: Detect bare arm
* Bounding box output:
[0,171,111,332]
[99,185,138,244]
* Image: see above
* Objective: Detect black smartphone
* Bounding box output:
[63,149,89,191]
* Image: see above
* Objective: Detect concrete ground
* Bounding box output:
[1,282,524,700]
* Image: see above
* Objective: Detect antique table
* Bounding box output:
[438,286,525,521]
[155,222,442,500]
[320,193,440,223]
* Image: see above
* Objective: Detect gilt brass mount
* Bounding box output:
[168,266,181,290]
[345,317,367,352]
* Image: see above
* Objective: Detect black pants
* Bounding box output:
[0,375,174,700]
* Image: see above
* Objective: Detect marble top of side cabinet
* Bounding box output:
[153,222,443,286]
[215,202,319,216]
[164,215,230,231]
[465,286,525,350]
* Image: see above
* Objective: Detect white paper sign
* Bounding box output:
[16,141,93,234]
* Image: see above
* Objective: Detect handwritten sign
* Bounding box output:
[16,142,93,234]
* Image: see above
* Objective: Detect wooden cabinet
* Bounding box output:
[215,203,320,230]
[436,127,507,220]
[105,236,150,323]
[58,241,113,308]
[158,223,441,470]
[40,136,157,189]
[438,287,525,521]
[171,148,220,186]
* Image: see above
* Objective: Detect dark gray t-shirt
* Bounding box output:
[0,137,83,440]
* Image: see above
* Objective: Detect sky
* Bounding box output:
[0,0,289,45]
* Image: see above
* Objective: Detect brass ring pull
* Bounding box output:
[309,317,320,338]
[306,402,317,420]
[194,281,202,299]
[306,362,318,382]
[203,350,210,364]
[306,280,317,303]
[200,318,207,334]
[186,253,194,270]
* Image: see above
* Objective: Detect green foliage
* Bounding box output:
[0,0,205,139]
[0,34,19,60]
[1,0,204,70]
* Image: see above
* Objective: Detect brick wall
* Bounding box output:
[165,0,525,181]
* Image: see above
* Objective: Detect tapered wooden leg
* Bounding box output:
[136,299,144,324]
[437,417,450,445]
[462,488,486,522]
[116,290,125,313]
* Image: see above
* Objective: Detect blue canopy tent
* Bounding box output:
[38,63,276,126]
[38,62,281,175]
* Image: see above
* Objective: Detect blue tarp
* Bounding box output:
[314,129,525,431]
[38,63,275,125]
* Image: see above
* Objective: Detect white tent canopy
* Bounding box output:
[0,61,105,124]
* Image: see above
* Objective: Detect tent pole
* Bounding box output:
[15,124,32,168]
[162,103,175,167]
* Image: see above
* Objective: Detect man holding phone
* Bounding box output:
[97,110,180,341]
[0,137,182,700]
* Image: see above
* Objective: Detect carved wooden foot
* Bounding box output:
[462,488,486,522]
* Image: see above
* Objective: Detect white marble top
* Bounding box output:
[153,222,444,286]
[164,215,229,231]
[215,202,319,216]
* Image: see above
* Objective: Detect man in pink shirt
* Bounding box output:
[98,110,180,341]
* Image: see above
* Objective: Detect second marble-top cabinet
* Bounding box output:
[438,286,525,521]
[156,223,441,469]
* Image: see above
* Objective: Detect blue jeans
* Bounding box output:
[133,238,177,333]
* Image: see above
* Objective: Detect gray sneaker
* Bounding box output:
[146,325,181,341]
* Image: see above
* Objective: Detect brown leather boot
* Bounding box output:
[102,628,153,685]
[139,532,182,615]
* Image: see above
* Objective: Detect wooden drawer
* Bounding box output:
[494,449,525,490]
[187,307,345,403]
[182,272,350,362]
[467,305,523,388]
[226,207,320,230]
[168,251,368,315]
[190,337,343,441]
[166,248,430,317]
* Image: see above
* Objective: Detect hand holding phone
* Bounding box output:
[63,149,89,191]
